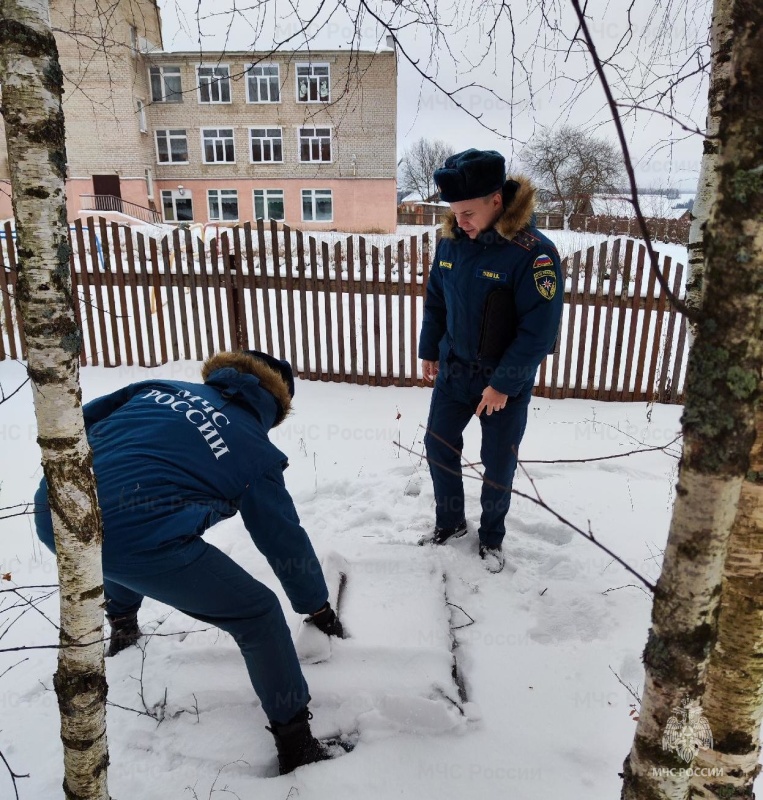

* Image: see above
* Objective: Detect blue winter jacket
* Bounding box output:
[418,177,564,397]
[34,361,327,613]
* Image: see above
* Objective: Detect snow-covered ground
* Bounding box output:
[1,357,726,799]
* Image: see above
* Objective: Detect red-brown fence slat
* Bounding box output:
[671,313,689,404]
[608,239,634,401]
[372,246,382,385]
[347,236,358,383]
[410,236,418,385]
[170,228,192,361]
[308,236,322,380]
[232,227,250,351]
[134,234,156,367]
[562,251,581,397]
[281,225,299,370]
[110,223,133,366]
[397,239,406,387]
[86,217,111,365]
[123,231,146,367]
[384,245,394,383]
[75,219,98,365]
[183,228,204,361]
[0,232,16,360]
[548,303,563,399]
[646,257,671,402]
[270,220,286,360]
[585,243,607,398]
[149,236,168,364]
[208,237,228,353]
[3,222,26,356]
[633,252,659,401]
[255,220,274,355]
[295,231,310,378]
[658,262,684,403]
[220,232,239,350]
[620,244,646,401]
[98,217,122,366]
[321,241,334,381]
[359,237,369,385]
[574,246,595,395]
[334,241,345,381]
[192,232,215,358]
[597,238,620,400]
[161,235,180,361]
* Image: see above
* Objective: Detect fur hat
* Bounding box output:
[434,149,506,202]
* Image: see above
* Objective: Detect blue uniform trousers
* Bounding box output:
[424,359,533,548]
[35,497,311,725]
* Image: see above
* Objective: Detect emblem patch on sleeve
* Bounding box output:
[534,268,557,300]
[533,254,554,269]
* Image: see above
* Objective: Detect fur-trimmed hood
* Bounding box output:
[441,175,536,242]
[201,351,292,428]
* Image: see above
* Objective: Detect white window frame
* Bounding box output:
[249,127,283,164]
[197,65,232,104]
[301,188,333,223]
[145,168,154,200]
[298,126,332,163]
[129,25,138,56]
[295,63,331,103]
[246,63,281,103]
[155,129,189,164]
[136,98,147,133]
[201,127,236,164]
[207,188,239,222]
[161,189,194,223]
[149,65,182,103]
[253,188,285,221]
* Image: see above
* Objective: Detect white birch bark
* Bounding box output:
[620,0,763,796]
[685,0,734,324]
[0,1,110,798]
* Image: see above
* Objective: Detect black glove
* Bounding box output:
[106,612,142,657]
[307,603,344,638]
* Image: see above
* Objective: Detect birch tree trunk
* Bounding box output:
[0,2,110,799]
[620,1,763,797]
[685,0,734,321]
[690,401,763,799]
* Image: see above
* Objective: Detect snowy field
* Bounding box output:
[1,356,739,800]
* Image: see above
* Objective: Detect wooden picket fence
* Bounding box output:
[0,217,689,403]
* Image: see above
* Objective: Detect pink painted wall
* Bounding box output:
[153,178,397,233]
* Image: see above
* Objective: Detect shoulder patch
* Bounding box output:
[439,259,453,269]
[534,269,557,300]
[512,228,541,251]
[533,254,554,270]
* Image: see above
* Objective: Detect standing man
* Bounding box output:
[35,350,343,774]
[418,149,563,572]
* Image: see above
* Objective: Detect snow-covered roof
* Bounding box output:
[589,194,691,220]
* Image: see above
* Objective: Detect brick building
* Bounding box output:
[0,0,398,232]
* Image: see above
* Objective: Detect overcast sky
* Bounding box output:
[157,0,711,193]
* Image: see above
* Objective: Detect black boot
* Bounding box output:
[306,603,344,637]
[105,612,141,657]
[266,707,332,775]
[418,519,467,546]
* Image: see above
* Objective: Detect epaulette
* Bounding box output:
[511,228,541,251]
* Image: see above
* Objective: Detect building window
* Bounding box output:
[249,128,283,163]
[155,129,189,163]
[247,64,280,103]
[302,189,332,222]
[136,99,147,133]
[299,127,331,162]
[208,189,239,221]
[253,189,285,221]
[145,168,154,200]
[161,190,193,222]
[129,25,138,55]
[202,128,235,163]
[149,65,182,103]
[197,66,231,103]
[296,64,330,102]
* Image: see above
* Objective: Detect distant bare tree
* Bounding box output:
[521,126,624,224]
[399,137,455,201]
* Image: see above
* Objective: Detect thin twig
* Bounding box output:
[0,747,28,800]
